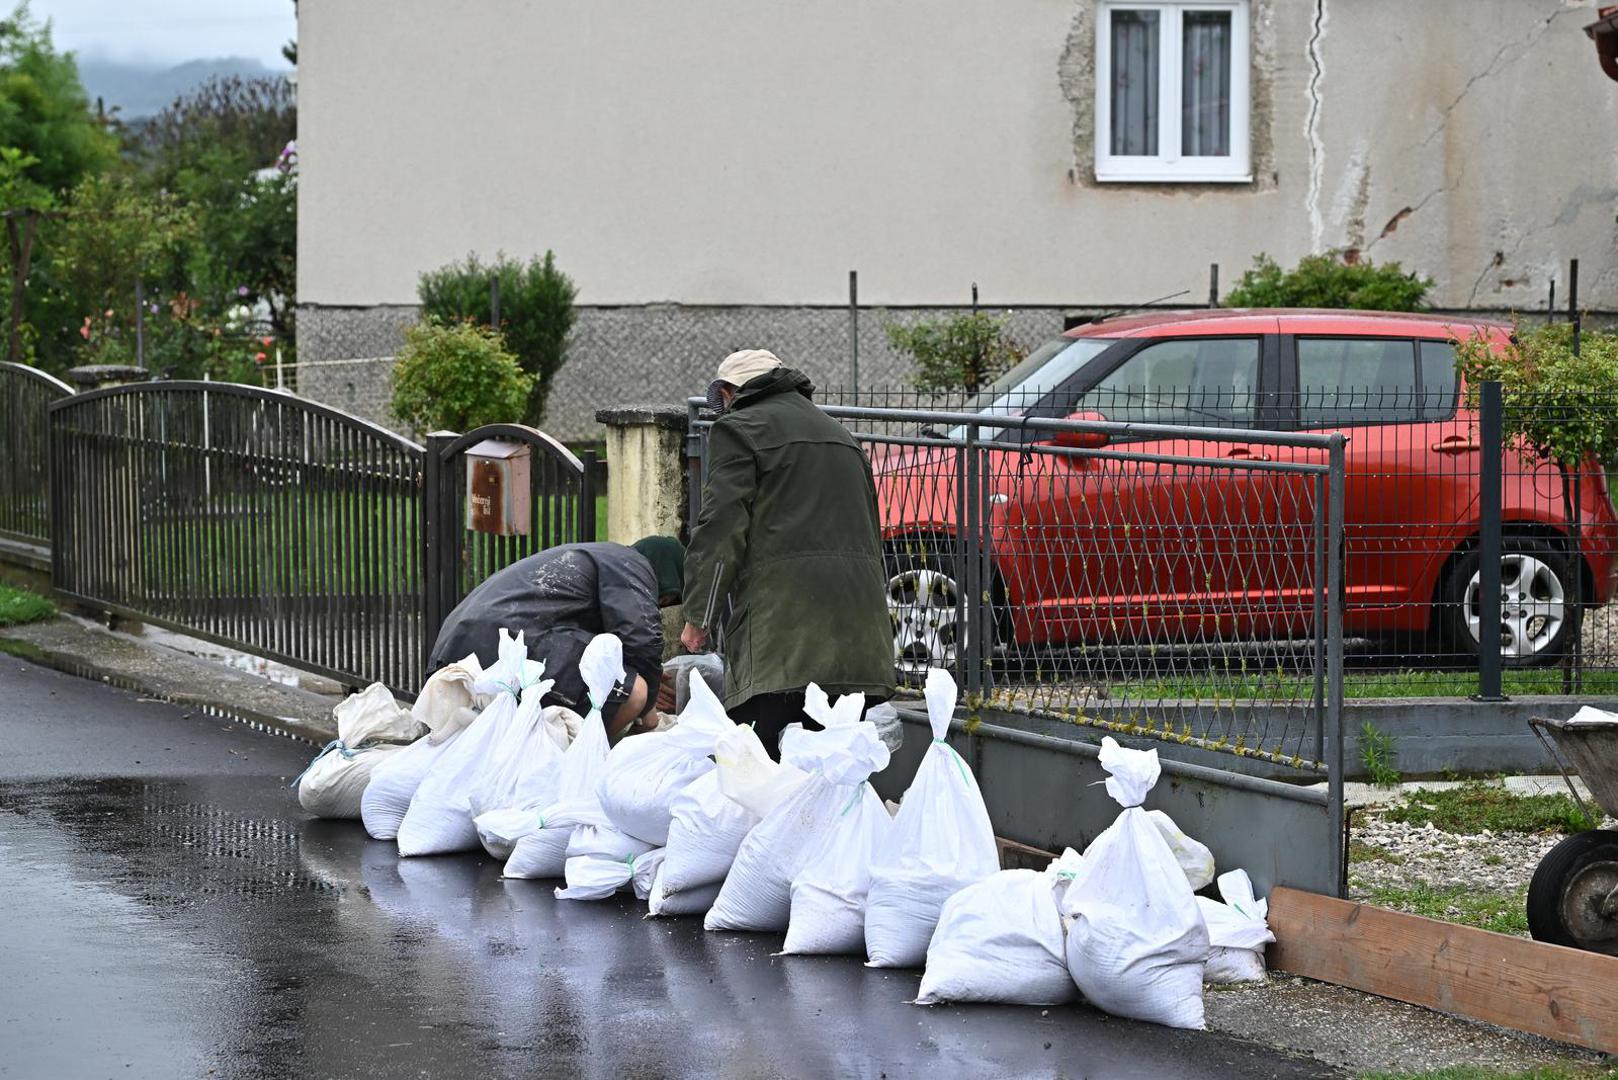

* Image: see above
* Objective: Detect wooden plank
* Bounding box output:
[1268,887,1618,1054]
[996,836,1058,872]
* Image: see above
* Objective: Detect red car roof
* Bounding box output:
[1068,308,1511,340]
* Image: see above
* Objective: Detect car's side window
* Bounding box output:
[1295,337,1420,426]
[1417,340,1461,421]
[1074,337,1260,427]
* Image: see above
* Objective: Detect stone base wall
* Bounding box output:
[295,302,1071,441]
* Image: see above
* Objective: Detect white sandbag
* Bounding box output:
[502,635,622,879]
[631,847,666,901]
[715,718,809,820]
[1197,869,1274,984]
[647,862,724,917]
[465,689,567,820]
[554,824,656,901]
[1147,810,1215,892]
[397,629,551,857]
[412,654,487,742]
[469,706,579,858]
[296,741,406,819]
[915,869,1078,1005]
[542,705,584,749]
[474,806,542,861]
[334,681,424,745]
[1060,737,1209,1030]
[781,781,892,955]
[596,674,735,845]
[361,729,463,839]
[864,670,998,968]
[706,685,889,934]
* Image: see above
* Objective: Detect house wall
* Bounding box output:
[297,0,1618,439]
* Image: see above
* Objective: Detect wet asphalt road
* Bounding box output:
[0,659,1339,1079]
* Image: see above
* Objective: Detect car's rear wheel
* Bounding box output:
[884,542,962,686]
[1443,537,1581,667]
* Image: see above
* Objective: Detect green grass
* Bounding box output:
[1384,781,1597,835]
[1361,1064,1618,1080]
[1348,839,1405,865]
[1122,667,1618,702]
[1360,721,1401,787]
[0,582,54,626]
[1363,882,1530,936]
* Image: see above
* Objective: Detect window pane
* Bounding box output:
[1078,337,1259,426]
[1418,341,1460,420]
[1111,10,1160,157]
[1297,338,1420,425]
[1182,10,1232,157]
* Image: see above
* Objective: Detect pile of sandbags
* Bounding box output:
[360,655,486,840]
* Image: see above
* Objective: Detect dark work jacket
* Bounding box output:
[683,367,895,710]
[427,542,662,715]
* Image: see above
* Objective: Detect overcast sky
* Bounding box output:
[30,0,296,68]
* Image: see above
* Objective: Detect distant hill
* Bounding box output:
[77,56,292,121]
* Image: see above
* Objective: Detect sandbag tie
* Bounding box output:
[933,738,970,783]
[289,739,356,789]
[839,782,865,817]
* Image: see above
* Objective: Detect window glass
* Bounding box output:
[1417,340,1460,420]
[1182,11,1231,156]
[1075,337,1260,426]
[950,337,1114,439]
[1111,10,1161,156]
[1296,338,1419,425]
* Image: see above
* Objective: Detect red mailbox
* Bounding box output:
[466,438,531,536]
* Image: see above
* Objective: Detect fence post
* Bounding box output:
[1208,263,1219,307]
[578,449,597,542]
[963,425,985,700]
[134,281,146,368]
[1476,381,1505,702]
[686,400,705,531]
[421,431,456,669]
[490,274,501,330]
[1569,258,1580,356]
[848,270,859,395]
[1327,433,1347,898]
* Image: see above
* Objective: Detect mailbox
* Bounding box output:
[465,438,531,536]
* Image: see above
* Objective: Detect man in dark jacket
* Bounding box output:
[682,350,895,758]
[428,536,685,741]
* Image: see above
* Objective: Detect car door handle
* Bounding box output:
[1431,436,1480,454]
[1225,446,1272,462]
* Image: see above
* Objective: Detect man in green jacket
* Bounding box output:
[681,349,895,758]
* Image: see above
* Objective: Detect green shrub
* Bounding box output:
[417,251,577,426]
[1224,252,1433,311]
[389,320,534,433]
[885,311,1025,393]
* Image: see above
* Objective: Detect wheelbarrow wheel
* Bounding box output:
[1526,829,1618,954]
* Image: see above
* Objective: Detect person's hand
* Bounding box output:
[681,622,709,653]
[656,672,677,712]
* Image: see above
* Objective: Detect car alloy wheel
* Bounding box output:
[887,567,959,681]
[1462,552,1567,660]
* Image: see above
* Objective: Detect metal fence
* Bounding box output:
[40,381,594,696]
[0,362,72,545]
[689,397,1348,774]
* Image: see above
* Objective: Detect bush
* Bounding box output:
[417,251,577,426]
[389,320,534,434]
[885,311,1025,393]
[1224,252,1433,311]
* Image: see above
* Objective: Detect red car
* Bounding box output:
[877,310,1618,675]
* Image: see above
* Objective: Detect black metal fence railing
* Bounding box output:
[0,362,72,545]
[35,381,594,696]
[50,383,429,694]
[689,398,1350,774]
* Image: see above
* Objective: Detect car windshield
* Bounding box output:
[947,337,1113,439]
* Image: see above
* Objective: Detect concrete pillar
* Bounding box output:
[595,404,691,658]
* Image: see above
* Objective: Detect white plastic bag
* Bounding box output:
[333,682,424,745]
[474,805,541,861]
[864,670,998,967]
[502,635,621,879]
[596,674,735,845]
[1197,869,1274,984]
[706,685,890,935]
[554,824,656,901]
[296,741,406,819]
[647,861,725,917]
[1060,737,1209,1030]
[915,869,1077,1005]
[412,654,487,743]
[397,629,550,857]
[361,729,463,839]
[1148,810,1215,892]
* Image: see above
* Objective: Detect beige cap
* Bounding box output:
[707,349,783,409]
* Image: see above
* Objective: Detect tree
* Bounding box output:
[130,75,296,189]
[390,320,534,433]
[885,311,1026,393]
[418,252,577,426]
[1224,252,1433,311]
[0,3,117,196]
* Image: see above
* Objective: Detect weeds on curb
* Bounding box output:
[1360,721,1401,787]
[0,583,54,627]
[1384,782,1596,835]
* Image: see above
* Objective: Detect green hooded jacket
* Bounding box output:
[684,367,896,710]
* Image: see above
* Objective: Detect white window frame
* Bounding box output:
[1094,0,1251,183]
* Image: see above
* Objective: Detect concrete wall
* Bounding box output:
[297,0,1618,436]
